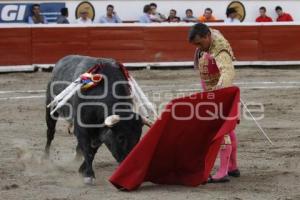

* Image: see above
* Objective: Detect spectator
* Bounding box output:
[57,8,69,24]
[167,9,180,22]
[224,8,240,23]
[183,9,198,22]
[139,5,152,23]
[199,8,217,23]
[99,5,122,23]
[150,3,166,22]
[28,4,48,24]
[76,9,93,24]
[256,7,272,22]
[275,6,293,22]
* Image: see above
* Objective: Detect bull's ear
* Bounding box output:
[104,115,121,127]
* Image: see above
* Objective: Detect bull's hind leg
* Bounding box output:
[44,106,58,158]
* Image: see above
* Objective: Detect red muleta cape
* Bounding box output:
[109,86,240,191]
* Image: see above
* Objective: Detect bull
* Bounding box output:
[45,55,149,185]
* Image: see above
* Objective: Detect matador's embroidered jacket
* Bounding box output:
[194,29,235,91]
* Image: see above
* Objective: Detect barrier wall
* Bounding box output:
[1,23,300,68]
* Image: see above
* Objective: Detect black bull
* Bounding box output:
[45,55,146,184]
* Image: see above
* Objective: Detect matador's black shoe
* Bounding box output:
[228,169,241,177]
[207,175,230,183]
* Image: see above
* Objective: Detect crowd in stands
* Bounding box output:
[28,3,295,25]
[255,6,293,22]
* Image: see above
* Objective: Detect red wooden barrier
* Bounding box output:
[31,28,88,64]
[88,27,145,62]
[0,25,300,67]
[216,26,261,61]
[260,26,299,61]
[144,27,193,62]
[0,28,31,66]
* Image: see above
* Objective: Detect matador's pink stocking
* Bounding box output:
[212,143,232,180]
[229,131,238,171]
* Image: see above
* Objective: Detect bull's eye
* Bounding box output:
[117,135,125,144]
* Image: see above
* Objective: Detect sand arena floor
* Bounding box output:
[0,68,299,200]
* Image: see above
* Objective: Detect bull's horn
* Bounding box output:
[104,115,121,127]
[142,116,153,127]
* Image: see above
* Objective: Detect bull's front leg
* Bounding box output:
[77,132,98,185]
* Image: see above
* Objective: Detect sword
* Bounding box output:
[241,98,274,145]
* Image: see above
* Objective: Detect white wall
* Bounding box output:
[1,0,299,23]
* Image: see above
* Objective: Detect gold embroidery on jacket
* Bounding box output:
[198,29,235,91]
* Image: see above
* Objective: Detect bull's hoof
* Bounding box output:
[84,177,96,186]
